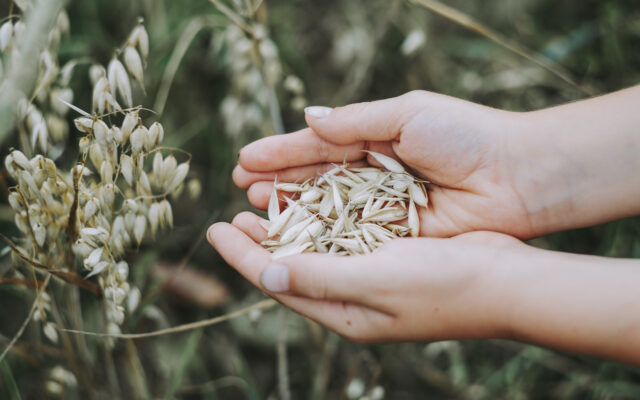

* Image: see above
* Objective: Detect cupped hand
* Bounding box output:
[234,90,537,238]
[207,211,522,342]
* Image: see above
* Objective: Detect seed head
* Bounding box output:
[89,142,104,170]
[133,215,146,245]
[86,261,109,278]
[107,57,132,107]
[89,66,106,88]
[0,21,13,52]
[148,202,161,236]
[84,247,103,269]
[100,160,113,184]
[148,122,163,146]
[128,24,149,61]
[167,162,189,193]
[78,137,90,154]
[130,126,146,155]
[13,19,25,41]
[152,151,163,181]
[161,200,173,228]
[124,45,144,86]
[10,150,30,170]
[43,322,59,344]
[118,114,135,144]
[93,120,109,142]
[33,223,46,247]
[92,76,109,113]
[74,117,93,133]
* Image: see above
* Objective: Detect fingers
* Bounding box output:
[233,160,369,189]
[231,211,268,243]
[261,253,373,304]
[238,128,365,172]
[304,92,425,145]
[208,219,392,341]
[207,222,271,285]
[215,214,372,304]
[247,181,274,210]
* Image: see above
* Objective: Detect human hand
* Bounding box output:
[208,212,640,365]
[207,211,519,342]
[233,90,540,238]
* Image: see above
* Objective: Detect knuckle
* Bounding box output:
[336,101,370,118]
[401,90,427,103]
[318,139,331,161]
[231,211,253,226]
[231,165,248,188]
[312,274,330,300]
[291,268,328,299]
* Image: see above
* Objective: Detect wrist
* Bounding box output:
[502,110,587,236]
[491,247,640,365]
[481,242,534,340]
[451,236,531,340]
[505,89,640,235]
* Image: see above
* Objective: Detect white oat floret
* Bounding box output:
[261,151,429,258]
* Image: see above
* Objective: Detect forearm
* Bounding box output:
[499,247,640,366]
[509,86,640,234]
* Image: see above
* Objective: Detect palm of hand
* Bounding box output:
[395,107,532,238]
[234,91,532,238]
[208,213,517,342]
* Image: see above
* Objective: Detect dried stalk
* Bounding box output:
[0,274,51,363]
[141,210,221,307]
[277,308,291,400]
[0,233,102,296]
[154,16,226,115]
[408,0,596,96]
[61,298,277,339]
[209,0,253,35]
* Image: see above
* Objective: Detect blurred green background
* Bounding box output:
[1,0,640,398]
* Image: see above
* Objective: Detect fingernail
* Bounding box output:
[206,225,216,244]
[304,106,333,118]
[260,263,289,292]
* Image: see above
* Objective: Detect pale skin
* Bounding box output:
[207,86,640,366]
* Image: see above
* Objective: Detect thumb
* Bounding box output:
[259,253,368,302]
[304,91,426,145]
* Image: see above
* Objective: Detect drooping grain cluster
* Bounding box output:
[261,151,428,259]
[1,5,72,156]
[215,24,283,138]
[4,22,190,343]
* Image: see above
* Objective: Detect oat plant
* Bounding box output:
[1,5,189,396]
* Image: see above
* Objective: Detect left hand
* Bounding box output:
[207,211,521,342]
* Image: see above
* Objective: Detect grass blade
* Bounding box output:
[409,0,596,95]
[163,329,203,400]
[0,359,22,400]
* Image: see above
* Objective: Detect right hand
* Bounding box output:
[233,90,538,238]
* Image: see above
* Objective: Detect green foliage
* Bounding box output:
[1,0,639,398]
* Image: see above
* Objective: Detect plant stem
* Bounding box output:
[276,308,291,400]
[0,274,51,363]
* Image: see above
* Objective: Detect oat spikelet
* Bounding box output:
[260,152,429,258]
